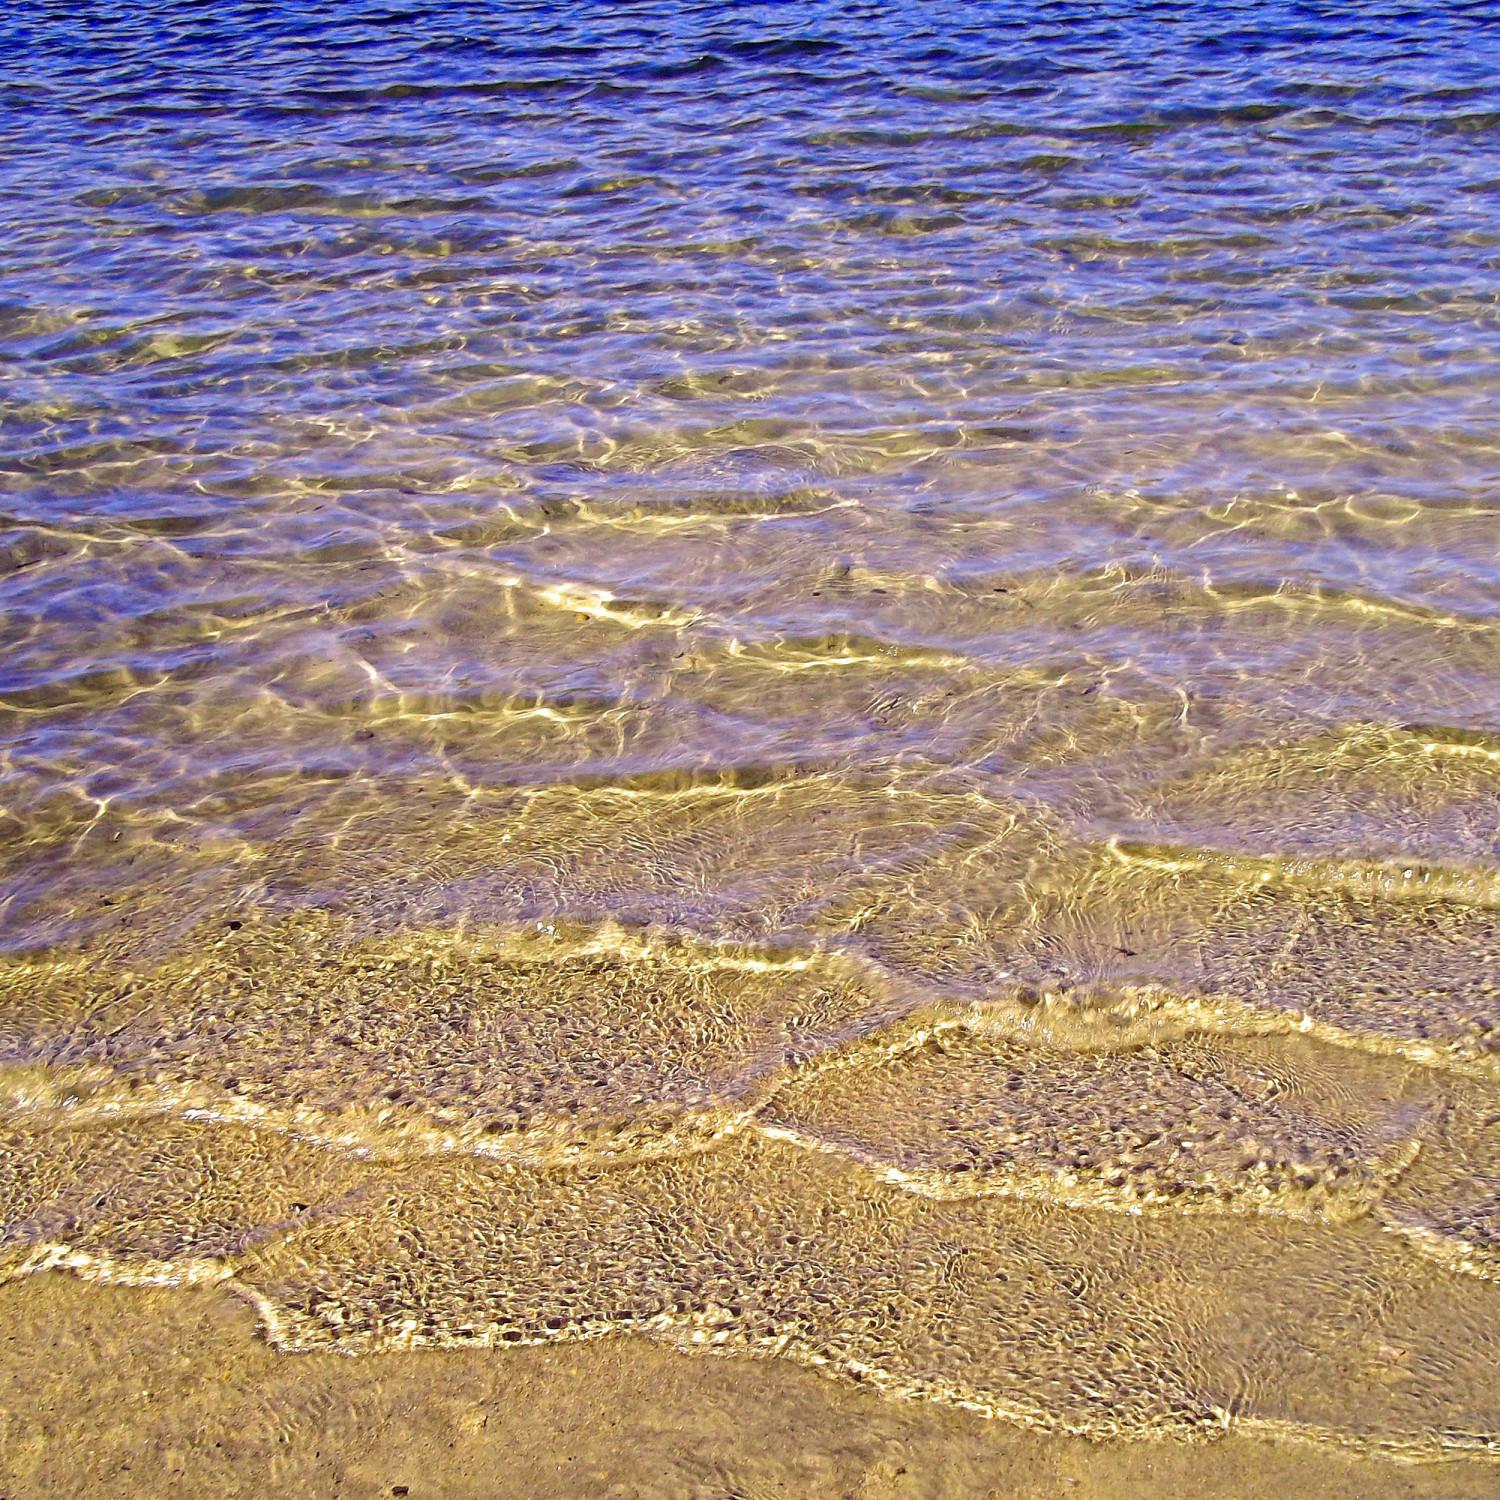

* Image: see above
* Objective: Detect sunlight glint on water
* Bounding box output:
[1,0,1499,1460]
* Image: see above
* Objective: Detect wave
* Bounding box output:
[7,1119,1500,1460]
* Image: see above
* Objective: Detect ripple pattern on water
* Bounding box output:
[2,0,1499,1460]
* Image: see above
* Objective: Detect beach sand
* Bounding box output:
[2,1274,1494,1500]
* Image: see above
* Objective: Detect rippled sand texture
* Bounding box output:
[2,0,1500,1474]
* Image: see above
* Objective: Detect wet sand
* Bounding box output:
[2,1275,1496,1500]
[5,4,1500,1491]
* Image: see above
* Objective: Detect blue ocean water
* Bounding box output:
[2,1,1500,1463]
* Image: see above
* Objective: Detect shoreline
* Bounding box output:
[2,1274,1495,1499]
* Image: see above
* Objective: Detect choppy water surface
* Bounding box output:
[2,0,1500,1462]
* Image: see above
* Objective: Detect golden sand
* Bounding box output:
[4,1275,1497,1500]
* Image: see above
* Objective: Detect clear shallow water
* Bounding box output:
[2,0,1500,1460]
